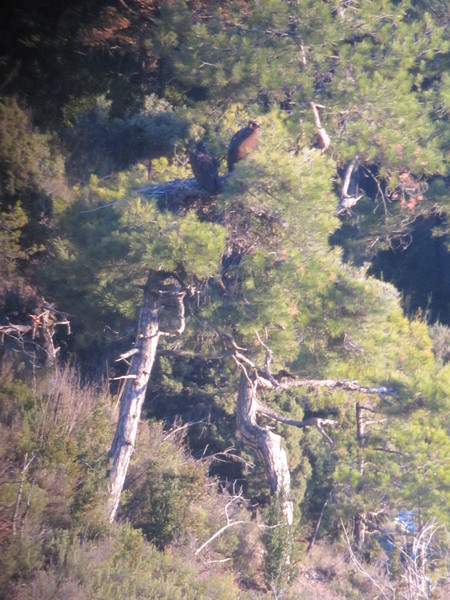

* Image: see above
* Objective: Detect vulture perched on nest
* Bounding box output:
[189,141,221,194]
[227,120,260,172]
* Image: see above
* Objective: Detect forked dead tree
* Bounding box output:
[229,335,394,526]
[0,299,70,367]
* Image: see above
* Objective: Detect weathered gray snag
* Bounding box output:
[338,155,364,215]
[233,349,395,526]
[107,272,186,522]
[0,300,70,367]
[354,401,367,549]
[236,370,294,524]
[107,275,161,522]
[235,367,342,525]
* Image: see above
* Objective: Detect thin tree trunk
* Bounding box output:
[354,402,366,550]
[12,452,35,535]
[307,486,334,555]
[107,274,161,522]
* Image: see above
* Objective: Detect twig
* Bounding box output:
[361,165,388,215]
[80,201,118,213]
[163,419,207,441]
[195,520,248,555]
[12,452,36,536]
[307,486,335,555]
[339,516,393,600]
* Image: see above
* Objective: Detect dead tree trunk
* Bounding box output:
[236,371,294,524]
[232,345,395,528]
[107,274,161,522]
[338,156,364,215]
[107,271,187,522]
[0,300,70,368]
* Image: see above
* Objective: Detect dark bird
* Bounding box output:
[227,120,260,172]
[189,141,221,194]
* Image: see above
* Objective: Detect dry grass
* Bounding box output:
[289,541,391,600]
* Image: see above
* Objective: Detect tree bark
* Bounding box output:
[107,271,187,522]
[236,371,294,524]
[107,273,161,522]
[338,156,364,214]
[233,350,395,527]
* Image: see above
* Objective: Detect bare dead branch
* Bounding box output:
[163,419,207,441]
[255,330,280,387]
[216,327,248,352]
[115,348,140,363]
[194,486,252,555]
[195,520,249,555]
[310,102,331,154]
[269,377,396,398]
[0,302,71,366]
[307,486,335,555]
[204,557,233,564]
[338,156,364,214]
[299,39,307,66]
[341,156,358,199]
[174,290,186,334]
[361,165,388,215]
[201,446,255,468]
[398,520,444,599]
[20,476,36,535]
[339,516,394,600]
[109,374,137,381]
[254,400,337,444]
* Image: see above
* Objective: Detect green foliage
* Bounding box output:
[0,364,112,538]
[0,98,63,200]
[41,172,227,351]
[262,496,296,596]
[65,95,189,182]
[0,367,255,599]
[7,525,245,600]
[122,421,211,549]
[0,97,65,272]
[0,202,28,276]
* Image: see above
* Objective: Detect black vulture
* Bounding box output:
[227,120,260,172]
[189,141,221,193]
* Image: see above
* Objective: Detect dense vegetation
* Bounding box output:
[0,1,449,598]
